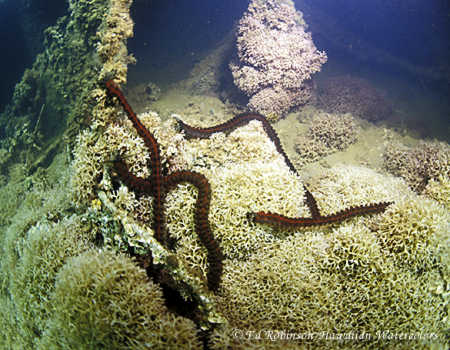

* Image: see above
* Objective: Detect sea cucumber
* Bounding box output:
[176,114,393,227]
[106,80,223,291]
[111,159,154,194]
[106,80,166,243]
[253,202,393,228]
[165,170,223,291]
[176,112,298,175]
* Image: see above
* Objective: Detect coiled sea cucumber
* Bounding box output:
[106,80,166,244]
[105,80,223,291]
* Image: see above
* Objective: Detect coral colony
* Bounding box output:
[230,0,327,119]
[106,79,392,291]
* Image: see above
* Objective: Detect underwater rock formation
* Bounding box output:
[230,0,327,120]
[0,0,134,174]
[0,0,137,348]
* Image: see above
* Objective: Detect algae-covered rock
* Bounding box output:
[0,0,133,175]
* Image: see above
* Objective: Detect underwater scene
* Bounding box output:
[0,0,448,349]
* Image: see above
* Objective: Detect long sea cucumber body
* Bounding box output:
[176,112,298,175]
[112,160,153,194]
[106,80,223,291]
[165,170,223,291]
[105,80,165,243]
[254,202,393,228]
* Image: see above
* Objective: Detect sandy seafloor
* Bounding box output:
[125,52,448,184]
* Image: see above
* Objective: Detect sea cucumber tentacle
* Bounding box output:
[253,202,393,228]
[165,170,223,291]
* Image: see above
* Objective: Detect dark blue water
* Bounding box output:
[0,0,66,110]
[1,0,449,138]
[303,0,449,68]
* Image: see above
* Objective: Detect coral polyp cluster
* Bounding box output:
[383,138,450,193]
[210,165,448,349]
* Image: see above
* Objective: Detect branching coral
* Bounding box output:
[0,1,143,348]
[375,195,449,272]
[212,165,448,349]
[0,155,92,349]
[11,216,93,346]
[424,175,450,209]
[294,112,359,165]
[306,165,406,216]
[383,139,450,193]
[230,0,327,119]
[307,112,359,150]
[39,250,202,350]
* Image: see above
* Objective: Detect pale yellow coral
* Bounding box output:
[70,113,156,205]
[383,139,450,192]
[375,195,449,272]
[294,112,359,166]
[70,76,448,349]
[210,164,447,348]
[214,222,446,347]
[424,175,450,208]
[167,159,307,263]
[39,250,202,350]
[307,164,407,216]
